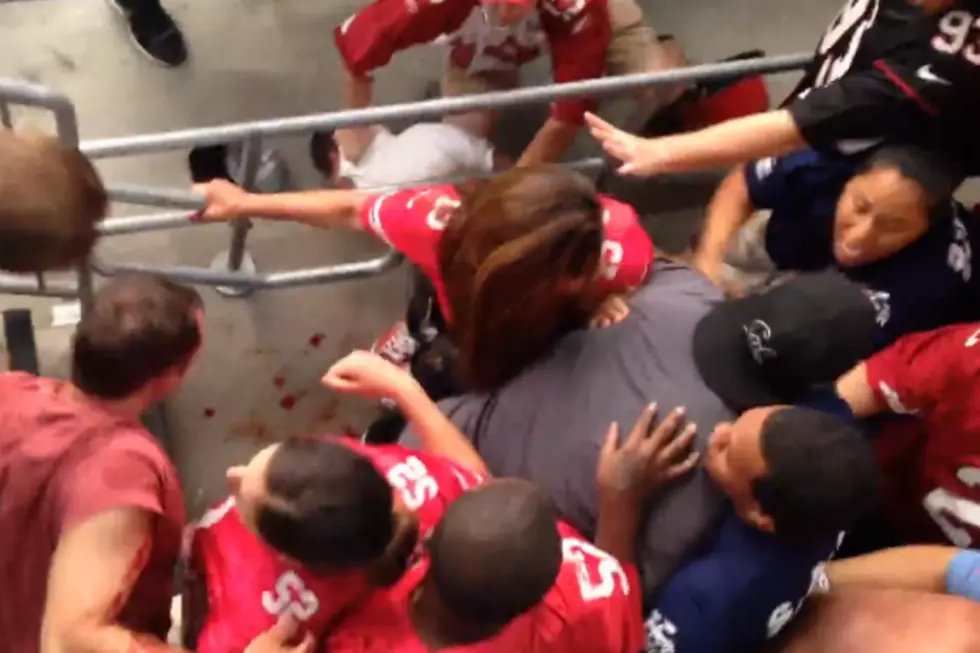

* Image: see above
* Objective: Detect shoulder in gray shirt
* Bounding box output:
[400,259,734,599]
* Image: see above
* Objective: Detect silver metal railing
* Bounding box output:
[0,52,811,306]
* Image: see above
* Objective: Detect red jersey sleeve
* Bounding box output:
[54,432,170,532]
[360,185,461,281]
[864,322,980,416]
[595,195,654,294]
[334,0,475,77]
[539,0,612,124]
[533,527,644,653]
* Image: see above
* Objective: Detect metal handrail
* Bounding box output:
[81,53,811,159]
[0,52,812,297]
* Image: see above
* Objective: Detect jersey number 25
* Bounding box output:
[562,538,630,601]
[387,456,440,510]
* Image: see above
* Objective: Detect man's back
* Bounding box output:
[0,372,184,653]
[403,259,734,595]
[341,123,495,190]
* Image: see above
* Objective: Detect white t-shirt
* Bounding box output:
[338,123,495,191]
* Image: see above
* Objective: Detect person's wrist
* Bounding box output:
[391,374,425,408]
[232,192,260,219]
[598,491,642,521]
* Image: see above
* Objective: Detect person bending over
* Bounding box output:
[335,0,690,166]
[586,0,980,178]
[0,275,295,653]
[195,165,653,395]
[334,350,875,653]
[188,351,696,653]
[695,145,974,348]
[0,129,107,274]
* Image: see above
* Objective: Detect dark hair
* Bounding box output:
[72,275,203,399]
[427,480,562,628]
[752,407,878,540]
[438,165,606,391]
[256,437,398,573]
[0,130,107,274]
[862,145,965,217]
[309,130,338,179]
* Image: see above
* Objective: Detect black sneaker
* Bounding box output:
[108,0,188,67]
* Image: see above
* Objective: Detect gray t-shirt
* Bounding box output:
[401,259,734,597]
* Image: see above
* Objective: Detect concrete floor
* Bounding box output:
[0,0,964,516]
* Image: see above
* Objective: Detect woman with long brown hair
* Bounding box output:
[196,164,654,393]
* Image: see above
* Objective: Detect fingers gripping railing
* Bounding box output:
[0,52,812,299]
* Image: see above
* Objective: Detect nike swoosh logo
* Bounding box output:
[966,327,980,347]
[917,65,951,85]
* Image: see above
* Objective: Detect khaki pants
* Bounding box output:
[442,0,688,136]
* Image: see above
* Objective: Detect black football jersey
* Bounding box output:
[785,0,980,171]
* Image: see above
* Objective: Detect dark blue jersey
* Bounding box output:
[645,512,842,653]
[744,148,977,349]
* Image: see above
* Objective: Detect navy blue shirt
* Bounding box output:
[645,511,842,653]
[743,149,977,349]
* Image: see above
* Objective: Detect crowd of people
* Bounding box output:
[3,0,980,652]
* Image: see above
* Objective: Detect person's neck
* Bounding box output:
[409,585,479,651]
[74,387,149,422]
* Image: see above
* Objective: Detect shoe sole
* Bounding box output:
[104,0,185,68]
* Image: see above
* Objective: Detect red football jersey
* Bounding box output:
[324,521,644,653]
[864,322,980,547]
[333,0,611,124]
[191,442,485,653]
[361,184,653,321]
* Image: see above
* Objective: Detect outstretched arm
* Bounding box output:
[586,109,804,176]
[323,351,489,476]
[825,546,980,601]
[195,180,367,231]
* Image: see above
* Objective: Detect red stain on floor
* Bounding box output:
[342,426,360,439]
[308,333,326,348]
[279,390,308,411]
[203,407,216,419]
[272,375,286,390]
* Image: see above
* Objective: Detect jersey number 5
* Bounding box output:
[562,538,630,602]
[387,456,439,510]
[924,466,980,547]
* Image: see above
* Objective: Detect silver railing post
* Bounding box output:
[210,134,260,297]
[54,101,92,314]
